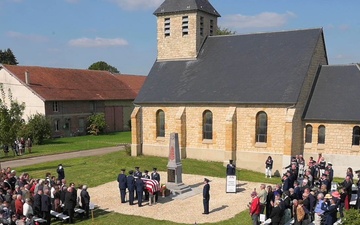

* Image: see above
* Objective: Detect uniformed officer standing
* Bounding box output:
[134,167,141,199]
[126,170,135,205]
[117,169,127,203]
[203,178,210,215]
[135,177,144,207]
[143,170,150,201]
[151,168,160,202]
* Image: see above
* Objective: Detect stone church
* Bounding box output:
[131,0,360,177]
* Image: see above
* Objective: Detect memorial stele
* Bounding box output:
[166,133,191,194]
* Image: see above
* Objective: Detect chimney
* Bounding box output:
[25,71,30,85]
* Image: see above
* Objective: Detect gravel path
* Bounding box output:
[88,172,266,224]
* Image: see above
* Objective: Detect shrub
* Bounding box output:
[342,209,360,225]
[87,113,107,135]
[23,113,51,145]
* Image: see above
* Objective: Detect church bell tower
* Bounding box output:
[154,0,221,61]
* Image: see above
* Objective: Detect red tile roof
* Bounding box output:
[2,65,146,101]
[114,74,146,95]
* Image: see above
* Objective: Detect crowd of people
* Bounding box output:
[3,138,32,156]
[117,167,161,207]
[248,153,360,225]
[0,164,90,225]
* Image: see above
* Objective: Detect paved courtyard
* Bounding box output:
[89,172,264,224]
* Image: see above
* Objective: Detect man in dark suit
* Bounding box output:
[117,169,127,203]
[64,187,76,224]
[151,168,160,202]
[126,170,135,205]
[282,174,290,191]
[326,163,334,191]
[203,178,210,214]
[135,177,144,207]
[41,189,52,225]
[226,160,236,176]
[33,189,42,217]
[80,185,90,219]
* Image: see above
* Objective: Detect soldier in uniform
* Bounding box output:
[134,167,141,199]
[142,170,150,201]
[126,170,135,205]
[135,177,144,207]
[151,168,160,202]
[117,169,127,203]
[134,167,142,178]
[203,178,210,215]
[226,160,236,176]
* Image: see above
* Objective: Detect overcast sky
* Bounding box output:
[1,0,359,75]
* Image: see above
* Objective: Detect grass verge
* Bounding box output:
[0,131,131,162]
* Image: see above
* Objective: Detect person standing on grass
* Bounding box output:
[342,175,353,210]
[81,185,90,219]
[266,185,274,219]
[57,164,65,182]
[257,184,267,214]
[41,189,52,225]
[249,191,260,225]
[265,156,273,178]
[26,138,32,154]
[117,169,127,203]
[202,178,210,215]
[64,187,76,224]
[269,200,283,225]
[33,190,42,217]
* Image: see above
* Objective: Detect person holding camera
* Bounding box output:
[57,164,65,182]
[321,194,338,225]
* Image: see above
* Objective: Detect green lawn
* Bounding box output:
[0,131,131,162]
[13,151,277,225]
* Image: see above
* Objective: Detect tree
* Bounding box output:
[0,84,25,147]
[0,48,19,65]
[216,26,236,35]
[19,113,51,145]
[87,113,107,135]
[88,61,120,73]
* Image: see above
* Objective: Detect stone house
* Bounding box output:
[0,64,146,137]
[131,0,360,177]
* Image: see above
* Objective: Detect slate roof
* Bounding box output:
[304,65,360,122]
[1,65,146,101]
[135,28,325,104]
[154,0,220,17]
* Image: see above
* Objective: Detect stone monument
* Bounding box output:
[166,133,191,194]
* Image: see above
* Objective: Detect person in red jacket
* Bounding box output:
[15,194,24,217]
[249,191,261,225]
